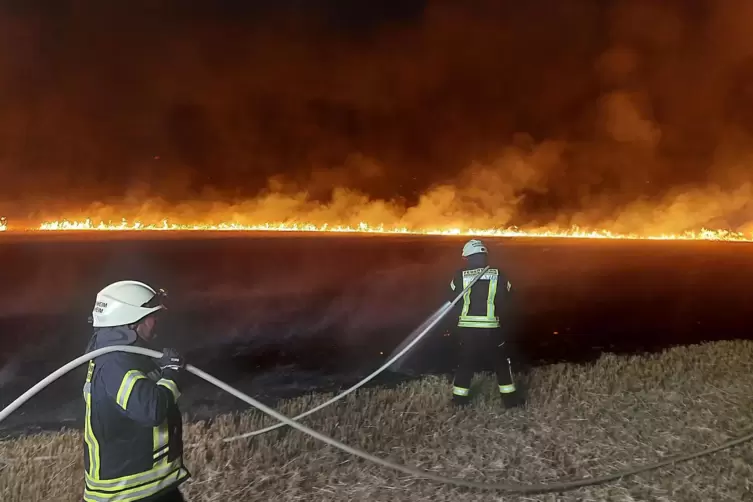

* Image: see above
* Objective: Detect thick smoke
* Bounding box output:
[3,1,753,233]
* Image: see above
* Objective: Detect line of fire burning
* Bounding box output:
[0,217,751,242]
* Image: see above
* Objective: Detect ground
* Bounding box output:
[3,339,753,501]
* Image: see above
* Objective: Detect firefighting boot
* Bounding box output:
[452,394,471,407]
[452,383,471,407]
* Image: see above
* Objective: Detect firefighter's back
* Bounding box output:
[452,264,510,329]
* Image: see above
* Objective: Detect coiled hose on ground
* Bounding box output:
[3,265,753,494]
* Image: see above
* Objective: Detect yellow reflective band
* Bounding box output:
[152,422,170,465]
[157,378,180,402]
[459,314,500,321]
[84,392,101,480]
[86,360,95,383]
[83,361,101,480]
[83,360,95,398]
[487,275,498,318]
[458,318,500,328]
[452,386,470,396]
[499,384,516,394]
[84,465,189,502]
[85,457,183,490]
[116,370,147,410]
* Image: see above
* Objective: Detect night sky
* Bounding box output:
[2,0,753,233]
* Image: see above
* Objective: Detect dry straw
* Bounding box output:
[3,339,753,501]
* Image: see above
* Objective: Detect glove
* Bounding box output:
[159,348,185,371]
[158,348,185,388]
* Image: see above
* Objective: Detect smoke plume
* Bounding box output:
[3,1,753,234]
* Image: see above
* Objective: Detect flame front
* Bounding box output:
[0,217,738,242]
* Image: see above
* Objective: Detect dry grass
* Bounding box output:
[4,339,753,501]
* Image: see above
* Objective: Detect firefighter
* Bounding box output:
[448,239,522,408]
[82,280,190,502]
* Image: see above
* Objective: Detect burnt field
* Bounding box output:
[1,233,752,434]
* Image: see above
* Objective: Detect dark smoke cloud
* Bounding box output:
[3,0,753,233]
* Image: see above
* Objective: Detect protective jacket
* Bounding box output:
[448,256,513,329]
[81,327,190,501]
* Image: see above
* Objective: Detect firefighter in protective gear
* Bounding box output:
[448,239,522,408]
[82,280,190,502]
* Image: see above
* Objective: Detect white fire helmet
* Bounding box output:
[91,280,166,328]
[462,239,488,257]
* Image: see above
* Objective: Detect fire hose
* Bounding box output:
[2,268,753,494]
[221,266,486,442]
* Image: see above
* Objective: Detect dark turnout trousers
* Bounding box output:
[87,487,186,502]
[141,488,186,502]
[451,327,521,407]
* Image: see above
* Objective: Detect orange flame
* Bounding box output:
[0,217,743,242]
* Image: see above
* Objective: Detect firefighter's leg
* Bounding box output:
[452,327,476,406]
[143,488,186,502]
[495,332,522,408]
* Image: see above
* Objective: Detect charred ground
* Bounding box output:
[1,234,752,435]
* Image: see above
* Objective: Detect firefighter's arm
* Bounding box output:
[443,271,463,332]
[499,275,518,338]
[448,272,458,301]
[449,270,466,304]
[99,355,180,427]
